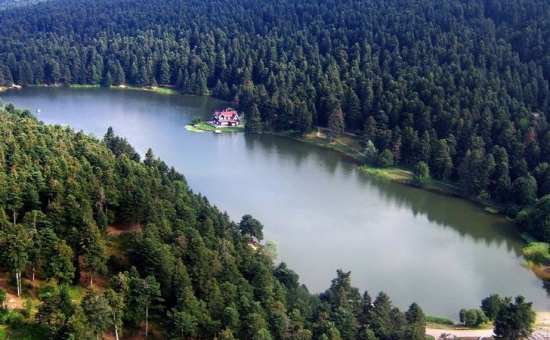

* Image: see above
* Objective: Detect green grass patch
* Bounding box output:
[68,285,87,302]
[276,130,369,163]
[186,121,244,132]
[484,207,499,214]
[360,166,411,181]
[425,315,456,326]
[185,125,208,132]
[150,86,180,95]
[68,84,101,89]
[114,85,181,95]
[279,129,468,198]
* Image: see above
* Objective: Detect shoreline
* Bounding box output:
[0,83,182,95]
[0,84,515,215]
[426,311,550,339]
[273,130,473,199]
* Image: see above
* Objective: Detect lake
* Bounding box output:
[2,86,549,319]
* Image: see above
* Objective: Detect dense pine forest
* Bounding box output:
[0,0,48,10]
[1,0,550,234]
[0,105,434,339]
[0,0,549,337]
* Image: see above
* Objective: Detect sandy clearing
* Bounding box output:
[426,311,550,339]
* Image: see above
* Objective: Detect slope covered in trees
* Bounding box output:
[1,0,550,229]
[0,105,430,339]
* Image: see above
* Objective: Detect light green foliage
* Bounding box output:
[264,240,278,261]
[363,140,378,163]
[412,161,430,187]
[83,224,108,287]
[192,116,202,125]
[104,289,124,340]
[0,221,33,296]
[425,315,455,325]
[459,308,488,327]
[522,242,550,265]
[35,284,79,339]
[0,287,5,308]
[81,288,112,339]
[376,149,394,168]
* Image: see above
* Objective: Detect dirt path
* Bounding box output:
[426,328,493,339]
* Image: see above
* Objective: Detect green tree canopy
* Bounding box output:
[493,296,536,340]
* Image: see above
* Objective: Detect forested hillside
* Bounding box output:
[0,0,49,10]
[1,0,550,230]
[0,105,429,339]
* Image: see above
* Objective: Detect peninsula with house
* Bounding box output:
[185,107,244,133]
[211,107,241,127]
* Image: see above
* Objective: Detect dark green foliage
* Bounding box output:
[35,285,77,339]
[239,214,264,241]
[245,104,262,134]
[377,149,394,168]
[493,296,536,339]
[481,294,503,321]
[0,0,548,224]
[405,303,426,340]
[0,100,524,338]
[517,195,550,242]
[328,107,345,142]
[81,288,112,339]
[459,308,488,327]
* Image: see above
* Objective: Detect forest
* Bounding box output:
[0,0,548,337]
[1,0,550,236]
[0,104,436,339]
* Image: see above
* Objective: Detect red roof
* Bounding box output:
[213,109,239,120]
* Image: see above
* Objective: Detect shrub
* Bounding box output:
[523,242,550,265]
[377,149,394,168]
[459,308,488,327]
[425,315,455,325]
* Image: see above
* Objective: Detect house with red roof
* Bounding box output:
[212,108,241,126]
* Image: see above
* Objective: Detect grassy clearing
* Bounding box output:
[185,125,208,132]
[426,315,456,326]
[522,242,550,267]
[68,84,100,89]
[115,84,181,95]
[150,86,180,95]
[275,130,369,163]
[485,207,499,214]
[277,129,472,201]
[186,121,244,132]
[360,166,410,181]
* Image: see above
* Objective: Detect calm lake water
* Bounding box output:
[2,87,549,319]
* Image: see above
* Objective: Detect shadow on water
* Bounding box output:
[245,133,522,255]
[363,175,521,251]
[244,133,353,176]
